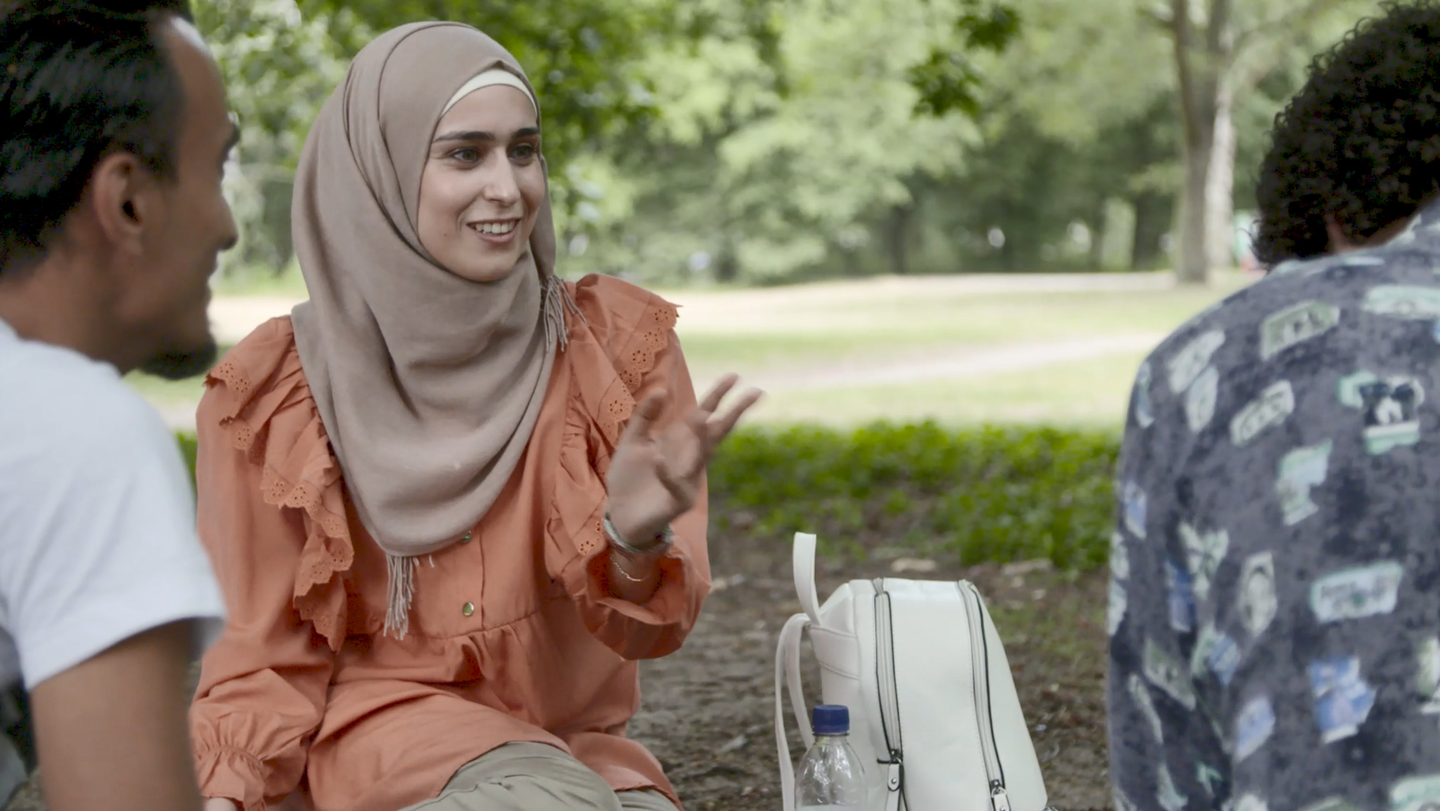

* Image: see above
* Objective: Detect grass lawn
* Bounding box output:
[129,271,1250,427]
[750,350,1149,427]
[125,371,211,403]
[209,260,310,298]
[669,280,1243,373]
[666,273,1246,425]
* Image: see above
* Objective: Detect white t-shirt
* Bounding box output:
[0,318,225,695]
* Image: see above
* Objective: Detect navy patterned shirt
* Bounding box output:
[1109,198,1440,811]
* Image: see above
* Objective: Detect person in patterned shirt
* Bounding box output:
[1108,4,1440,811]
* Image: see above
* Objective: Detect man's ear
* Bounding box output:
[87,152,160,256]
[1324,213,1358,255]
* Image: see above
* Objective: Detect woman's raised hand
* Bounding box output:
[605,375,762,545]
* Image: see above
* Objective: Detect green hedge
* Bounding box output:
[707,422,1119,571]
[174,422,1120,571]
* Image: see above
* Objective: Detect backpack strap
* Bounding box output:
[793,532,822,625]
[775,611,812,811]
[778,532,828,810]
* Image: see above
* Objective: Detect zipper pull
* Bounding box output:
[883,762,903,811]
[886,761,902,793]
[990,782,1011,811]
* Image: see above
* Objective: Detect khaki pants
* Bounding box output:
[400,743,679,811]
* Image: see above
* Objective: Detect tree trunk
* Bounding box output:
[713,233,740,283]
[1089,203,1108,270]
[1131,191,1173,271]
[1169,0,1232,286]
[1176,121,1215,285]
[840,239,863,277]
[1205,83,1237,272]
[888,202,913,275]
[713,253,739,283]
[266,179,295,275]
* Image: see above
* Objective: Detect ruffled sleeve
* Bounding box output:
[190,317,350,811]
[544,275,712,661]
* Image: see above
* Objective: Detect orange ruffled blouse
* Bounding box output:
[189,275,710,811]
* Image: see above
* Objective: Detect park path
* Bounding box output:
[147,273,1178,431]
[738,332,1161,392]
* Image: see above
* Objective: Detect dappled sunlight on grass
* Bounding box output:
[748,350,1149,428]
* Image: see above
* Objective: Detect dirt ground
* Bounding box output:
[5,522,1112,811]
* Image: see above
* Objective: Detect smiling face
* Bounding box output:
[416,83,544,283]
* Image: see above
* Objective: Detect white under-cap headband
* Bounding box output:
[443,68,537,116]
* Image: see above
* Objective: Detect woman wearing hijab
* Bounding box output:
[190,22,759,811]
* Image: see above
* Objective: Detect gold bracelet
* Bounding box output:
[611,554,649,583]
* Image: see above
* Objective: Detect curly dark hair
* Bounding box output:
[1254,0,1440,265]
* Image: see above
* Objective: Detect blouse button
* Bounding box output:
[461,602,475,617]
[460,531,472,543]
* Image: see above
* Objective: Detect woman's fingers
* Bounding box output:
[620,389,668,446]
[630,378,763,498]
[697,374,740,413]
[710,387,764,442]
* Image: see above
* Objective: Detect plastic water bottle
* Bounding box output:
[795,704,866,811]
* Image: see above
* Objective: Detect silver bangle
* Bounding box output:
[603,511,674,557]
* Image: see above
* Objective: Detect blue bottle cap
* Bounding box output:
[812,704,849,735]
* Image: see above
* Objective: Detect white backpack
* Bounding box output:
[774,532,1050,811]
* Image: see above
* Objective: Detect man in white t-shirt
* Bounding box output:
[0,1,236,809]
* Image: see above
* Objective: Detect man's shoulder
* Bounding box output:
[0,339,173,468]
[1147,247,1440,372]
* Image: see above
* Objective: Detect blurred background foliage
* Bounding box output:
[195,0,1384,289]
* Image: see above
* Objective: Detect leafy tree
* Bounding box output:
[193,0,350,275]
[296,0,678,177]
[193,0,1024,284]
[952,0,1178,272]
[1161,0,1381,283]
[576,0,1017,283]
[950,0,1383,281]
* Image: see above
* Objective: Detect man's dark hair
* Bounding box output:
[0,0,195,276]
[1253,0,1440,266]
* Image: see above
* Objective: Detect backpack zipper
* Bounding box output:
[872,579,905,811]
[957,581,1010,811]
[872,579,904,757]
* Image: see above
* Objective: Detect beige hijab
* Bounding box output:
[290,22,575,637]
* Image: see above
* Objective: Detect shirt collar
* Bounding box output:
[1393,194,1440,241]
